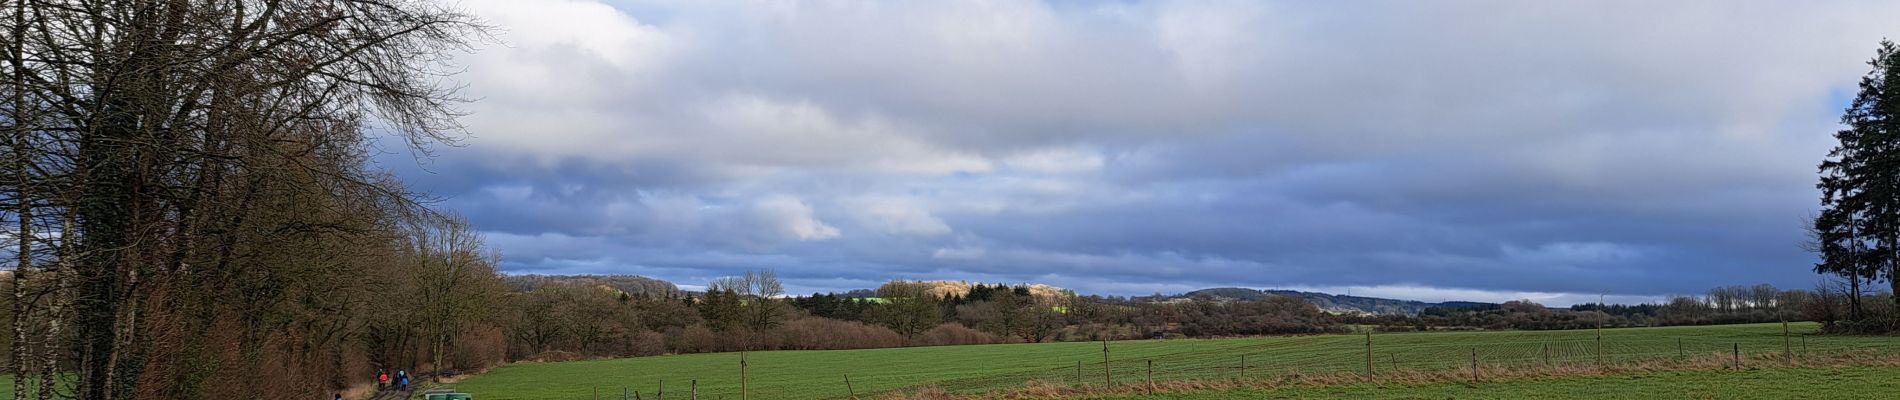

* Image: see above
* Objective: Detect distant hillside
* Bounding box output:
[818,281,1075,302]
[505,274,681,297]
[1180,287,1493,315]
[901,280,1071,302]
[1181,287,1271,301]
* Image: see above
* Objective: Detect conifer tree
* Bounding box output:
[1818,40,1900,323]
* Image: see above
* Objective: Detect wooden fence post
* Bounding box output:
[1103,338,1112,386]
[623,386,628,400]
[1470,348,1479,383]
[741,351,749,400]
[690,380,697,400]
[845,374,856,399]
[1677,338,1684,358]
[1732,343,1740,370]
[594,385,599,400]
[1594,293,1605,366]
[1782,320,1792,365]
[1542,342,1549,366]
[1240,354,1247,377]
[1075,360,1082,385]
[1595,335,1603,365]
[1146,359,1153,390]
[1364,331,1373,381]
[658,380,664,400]
[1389,352,1397,371]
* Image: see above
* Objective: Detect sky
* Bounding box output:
[374,0,1900,306]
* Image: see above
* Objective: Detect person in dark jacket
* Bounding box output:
[397,369,410,390]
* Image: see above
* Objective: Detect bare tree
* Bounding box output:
[408,214,501,382]
[874,280,943,338]
[1749,284,1779,311]
[1,0,492,396]
[741,270,785,333]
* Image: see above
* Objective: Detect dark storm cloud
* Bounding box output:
[378,0,1900,305]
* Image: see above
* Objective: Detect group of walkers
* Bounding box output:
[333,367,413,399]
[331,368,411,399]
[377,368,412,391]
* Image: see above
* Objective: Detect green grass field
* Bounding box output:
[444,323,1898,399]
[1088,366,1900,399]
[0,375,57,400]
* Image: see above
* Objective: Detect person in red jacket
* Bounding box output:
[377,370,390,391]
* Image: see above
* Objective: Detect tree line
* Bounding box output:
[1343,284,1834,332]
[0,0,510,398]
[491,275,1884,367]
[491,273,1364,363]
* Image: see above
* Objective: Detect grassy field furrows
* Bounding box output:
[448,323,1900,399]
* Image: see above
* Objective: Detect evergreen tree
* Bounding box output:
[699,289,745,331]
[1818,39,1900,324]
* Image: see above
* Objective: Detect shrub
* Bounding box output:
[913,323,1002,346]
[777,317,906,350]
[628,330,668,356]
[448,325,508,373]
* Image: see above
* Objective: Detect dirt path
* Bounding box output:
[366,385,414,400]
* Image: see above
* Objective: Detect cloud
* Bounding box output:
[1501,242,1648,267]
[846,196,952,237]
[752,195,841,241]
[377,0,1900,302]
[1003,147,1106,175]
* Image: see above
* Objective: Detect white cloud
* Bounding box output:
[466,0,673,71]
[452,0,680,165]
[846,196,952,236]
[1003,147,1106,175]
[696,94,992,174]
[752,195,840,241]
[930,246,986,260]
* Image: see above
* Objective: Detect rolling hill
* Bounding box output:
[1177,287,1494,315]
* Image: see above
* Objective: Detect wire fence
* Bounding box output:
[931,330,1900,392]
[563,324,1900,400]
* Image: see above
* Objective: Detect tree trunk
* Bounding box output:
[1850,275,1862,321]
[9,0,35,396]
[434,333,448,383]
[11,236,29,400]
[75,94,142,400]
[40,215,74,400]
[1891,263,1900,320]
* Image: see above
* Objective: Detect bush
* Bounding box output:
[913,323,1002,346]
[627,330,668,356]
[671,325,733,353]
[448,325,508,373]
[776,317,906,350]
